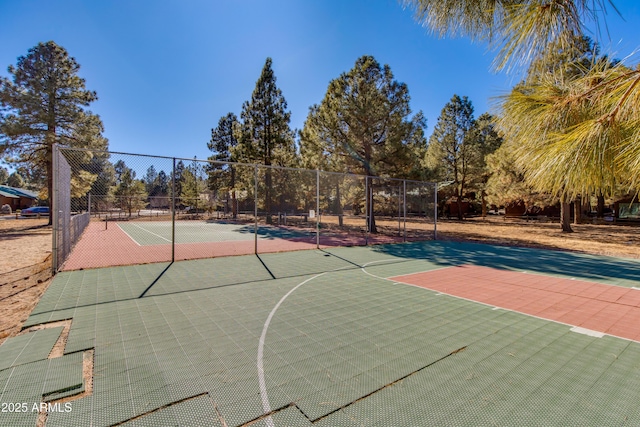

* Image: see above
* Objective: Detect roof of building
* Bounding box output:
[0,185,38,199]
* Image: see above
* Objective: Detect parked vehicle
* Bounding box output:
[21,206,50,216]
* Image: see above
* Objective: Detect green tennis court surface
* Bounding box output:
[118,221,314,245]
[3,241,640,426]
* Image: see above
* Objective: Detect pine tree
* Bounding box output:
[0,41,108,224]
[236,58,295,223]
[299,55,426,232]
[112,162,147,217]
[208,113,239,218]
[404,1,640,231]
[426,95,476,220]
[472,113,503,216]
[498,37,623,232]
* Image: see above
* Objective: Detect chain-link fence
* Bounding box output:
[52,145,437,272]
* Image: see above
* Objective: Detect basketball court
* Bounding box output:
[2,240,640,426]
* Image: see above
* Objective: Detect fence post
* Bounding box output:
[316,169,320,249]
[254,165,258,255]
[365,176,369,245]
[434,182,438,240]
[397,182,401,237]
[51,144,59,274]
[172,157,176,262]
[403,180,407,242]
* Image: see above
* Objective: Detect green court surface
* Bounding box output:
[117,221,314,245]
[2,241,640,426]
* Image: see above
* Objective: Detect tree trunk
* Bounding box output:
[561,202,573,233]
[597,192,605,218]
[573,195,581,225]
[481,189,487,218]
[368,183,377,233]
[231,189,237,219]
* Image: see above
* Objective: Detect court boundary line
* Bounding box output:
[256,258,398,426]
[364,264,640,344]
[125,222,172,243]
[114,223,142,246]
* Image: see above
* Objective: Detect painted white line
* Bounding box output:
[115,223,142,246]
[360,261,453,282]
[127,222,172,243]
[359,264,640,344]
[632,287,640,291]
[570,327,605,338]
[257,272,328,426]
[256,256,391,424]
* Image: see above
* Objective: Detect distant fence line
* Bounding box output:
[52,145,438,272]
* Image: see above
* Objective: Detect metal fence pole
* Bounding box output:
[254,165,258,255]
[51,144,59,274]
[316,169,320,249]
[398,182,401,237]
[403,180,407,242]
[88,193,91,216]
[365,176,369,245]
[434,182,438,240]
[172,157,176,262]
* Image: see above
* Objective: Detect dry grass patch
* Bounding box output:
[435,217,640,259]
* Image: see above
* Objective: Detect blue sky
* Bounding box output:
[1,0,639,161]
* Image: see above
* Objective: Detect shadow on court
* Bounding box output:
[29,240,640,322]
[370,240,640,285]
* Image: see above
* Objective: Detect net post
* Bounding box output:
[316,169,320,249]
[254,165,258,255]
[172,157,176,262]
[51,144,59,274]
[434,182,438,240]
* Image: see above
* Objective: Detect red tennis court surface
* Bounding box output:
[62,221,402,270]
[391,265,640,342]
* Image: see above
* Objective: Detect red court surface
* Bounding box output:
[391,265,640,342]
[62,221,403,270]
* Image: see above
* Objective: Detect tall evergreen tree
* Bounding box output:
[0,41,108,224]
[404,1,640,230]
[472,113,503,216]
[112,162,147,217]
[236,58,295,223]
[170,160,185,206]
[498,37,622,232]
[208,112,239,218]
[299,55,426,232]
[144,165,158,195]
[426,95,476,219]
[181,159,206,212]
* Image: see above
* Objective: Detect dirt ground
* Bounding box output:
[0,216,638,346]
[0,218,53,344]
[0,218,52,274]
[435,216,640,259]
